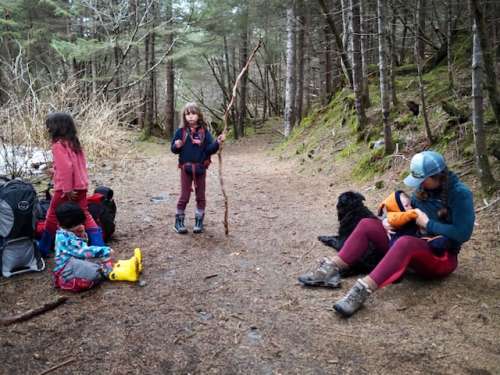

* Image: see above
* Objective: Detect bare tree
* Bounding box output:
[471,2,496,193]
[350,0,368,132]
[416,0,426,60]
[377,0,394,154]
[471,0,500,127]
[447,0,454,92]
[388,0,398,106]
[360,0,371,108]
[415,0,433,144]
[237,3,249,137]
[295,0,306,124]
[164,0,175,138]
[317,0,353,87]
[284,0,297,137]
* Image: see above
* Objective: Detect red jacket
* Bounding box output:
[52,140,89,193]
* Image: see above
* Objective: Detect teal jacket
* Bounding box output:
[411,172,474,251]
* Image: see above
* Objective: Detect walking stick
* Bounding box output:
[218,39,263,235]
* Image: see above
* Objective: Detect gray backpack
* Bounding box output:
[0,179,45,277]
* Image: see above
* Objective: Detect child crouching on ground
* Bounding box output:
[379,190,451,255]
[53,202,142,292]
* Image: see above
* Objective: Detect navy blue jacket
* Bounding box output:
[171,126,219,165]
[411,172,475,251]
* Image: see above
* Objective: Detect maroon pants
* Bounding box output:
[45,190,98,235]
[338,218,457,288]
[176,169,206,212]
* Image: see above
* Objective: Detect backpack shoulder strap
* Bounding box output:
[181,127,189,144]
[199,127,206,144]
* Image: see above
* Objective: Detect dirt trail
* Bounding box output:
[1,130,499,374]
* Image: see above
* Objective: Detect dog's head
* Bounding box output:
[336,191,366,215]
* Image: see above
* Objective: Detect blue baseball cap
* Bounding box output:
[403,151,446,188]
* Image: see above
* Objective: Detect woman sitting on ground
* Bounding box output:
[298,150,475,317]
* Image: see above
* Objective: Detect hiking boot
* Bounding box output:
[174,214,188,234]
[193,214,204,234]
[297,257,341,288]
[333,279,372,317]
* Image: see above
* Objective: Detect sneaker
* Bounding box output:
[333,279,372,317]
[297,257,341,288]
[174,214,188,234]
[193,214,204,234]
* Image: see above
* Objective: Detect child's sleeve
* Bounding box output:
[52,142,74,193]
[61,236,111,259]
[171,128,182,154]
[204,130,220,155]
[387,210,418,228]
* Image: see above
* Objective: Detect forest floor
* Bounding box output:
[1,126,499,375]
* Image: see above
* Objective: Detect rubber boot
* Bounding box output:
[37,230,54,258]
[174,214,188,234]
[108,248,142,282]
[87,227,105,246]
[193,214,204,234]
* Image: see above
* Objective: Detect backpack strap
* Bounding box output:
[181,127,188,145]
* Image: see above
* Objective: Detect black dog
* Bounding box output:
[318,191,382,275]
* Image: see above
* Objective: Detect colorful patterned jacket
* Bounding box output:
[53,228,111,272]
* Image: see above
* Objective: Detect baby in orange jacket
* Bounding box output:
[378,191,450,255]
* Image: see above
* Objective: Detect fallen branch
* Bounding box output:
[218,39,263,235]
[0,296,67,326]
[475,197,500,213]
[38,357,76,375]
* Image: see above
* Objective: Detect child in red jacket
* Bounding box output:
[38,112,105,256]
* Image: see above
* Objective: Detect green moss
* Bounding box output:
[352,148,387,181]
[337,142,359,159]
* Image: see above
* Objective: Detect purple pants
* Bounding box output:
[338,218,458,288]
[177,168,206,212]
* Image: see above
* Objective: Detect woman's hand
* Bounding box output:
[174,139,183,149]
[217,133,226,144]
[414,208,430,228]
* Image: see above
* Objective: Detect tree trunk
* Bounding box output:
[416,0,426,60]
[350,0,368,133]
[284,1,297,137]
[223,36,236,130]
[377,0,394,155]
[415,0,433,144]
[360,0,370,108]
[295,0,305,124]
[399,9,409,64]
[341,0,353,66]
[165,0,175,138]
[237,4,249,137]
[447,0,454,91]
[323,24,332,104]
[129,0,143,128]
[471,0,500,127]
[389,1,398,106]
[142,31,150,131]
[317,0,353,87]
[304,4,312,115]
[471,3,496,193]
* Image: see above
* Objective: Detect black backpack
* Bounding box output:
[0,179,44,277]
[87,186,116,242]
